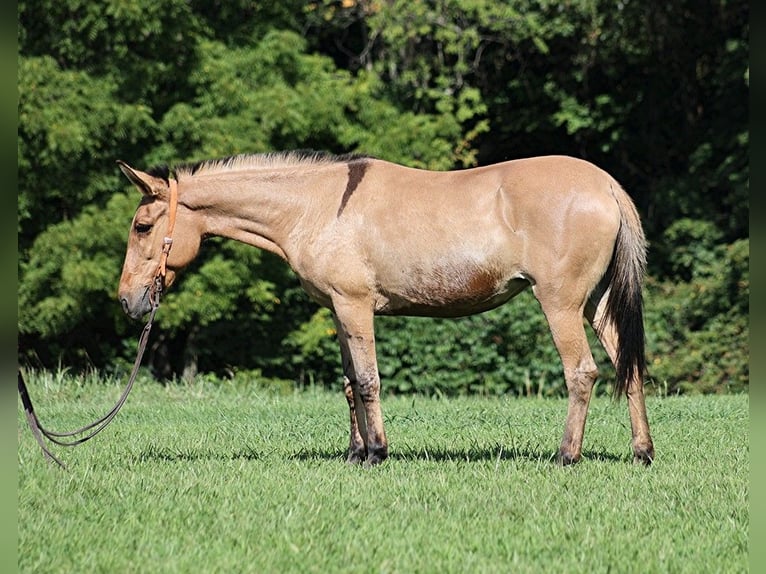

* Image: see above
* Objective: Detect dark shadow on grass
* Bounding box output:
[136,445,261,463]
[289,446,628,464]
[581,450,628,463]
[391,447,626,464]
[393,446,556,464]
[136,443,627,465]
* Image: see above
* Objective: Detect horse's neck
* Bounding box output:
[178,167,339,261]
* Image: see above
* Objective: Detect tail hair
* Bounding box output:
[601,182,647,397]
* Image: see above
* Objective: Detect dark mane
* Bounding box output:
[173,150,371,178]
[145,164,171,181]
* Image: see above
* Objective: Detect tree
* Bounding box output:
[18,56,155,250]
[18,0,748,394]
[19,0,201,114]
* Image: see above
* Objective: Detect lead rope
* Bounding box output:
[18,178,178,469]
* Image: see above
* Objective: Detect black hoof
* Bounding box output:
[346,448,366,465]
[633,446,654,465]
[363,446,389,468]
[556,449,581,466]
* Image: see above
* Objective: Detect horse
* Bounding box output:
[117,150,654,466]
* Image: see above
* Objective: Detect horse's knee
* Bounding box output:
[356,372,380,403]
[579,356,599,382]
[582,365,599,388]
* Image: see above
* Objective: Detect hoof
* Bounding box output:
[556,449,581,466]
[633,446,654,466]
[346,448,366,465]
[363,446,389,468]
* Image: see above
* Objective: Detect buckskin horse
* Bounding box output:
[117,151,654,466]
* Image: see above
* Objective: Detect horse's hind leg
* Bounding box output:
[534,287,599,465]
[586,295,654,464]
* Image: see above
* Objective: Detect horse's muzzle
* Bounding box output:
[119,287,152,320]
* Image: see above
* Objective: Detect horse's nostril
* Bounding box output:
[120,298,130,314]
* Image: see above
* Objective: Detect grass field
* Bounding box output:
[18,372,748,573]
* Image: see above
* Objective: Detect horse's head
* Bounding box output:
[117,161,202,320]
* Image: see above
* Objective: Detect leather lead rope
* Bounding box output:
[19,178,178,469]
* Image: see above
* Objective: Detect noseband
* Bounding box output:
[19,178,179,468]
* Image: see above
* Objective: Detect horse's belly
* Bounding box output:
[374,273,530,318]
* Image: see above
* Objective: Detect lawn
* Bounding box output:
[18,372,748,573]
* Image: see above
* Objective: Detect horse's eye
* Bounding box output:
[134,223,153,234]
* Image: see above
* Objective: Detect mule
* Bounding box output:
[117,151,654,466]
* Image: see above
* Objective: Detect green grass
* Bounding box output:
[18,372,748,573]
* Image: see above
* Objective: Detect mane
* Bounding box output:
[170,150,370,179]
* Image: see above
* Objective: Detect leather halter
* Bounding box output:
[19,177,179,468]
[150,178,179,306]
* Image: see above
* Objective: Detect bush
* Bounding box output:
[644,222,748,394]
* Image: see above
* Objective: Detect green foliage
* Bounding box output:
[17,0,748,395]
[18,192,137,364]
[19,0,201,112]
[18,56,155,246]
[284,307,341,386]
[645,221,748,394]
[189,0,306,46]
[160,242,278,331]
[155,31,468,169]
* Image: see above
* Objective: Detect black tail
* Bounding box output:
[601,182,647,397]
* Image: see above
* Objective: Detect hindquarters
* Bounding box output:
[514,159,647,398]
[512,159,652,463]
[518,165,627,464]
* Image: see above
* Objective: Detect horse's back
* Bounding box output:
[364,155,620,214]
[359,155,623,261]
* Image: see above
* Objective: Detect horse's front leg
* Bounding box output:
[334,313,367,464]
[332,301,388,467]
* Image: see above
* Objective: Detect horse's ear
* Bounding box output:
[116,160,168,198]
